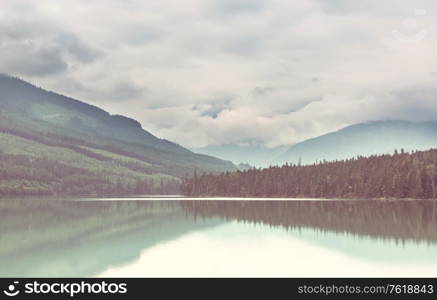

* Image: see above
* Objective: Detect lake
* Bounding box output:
[1,197,437,277]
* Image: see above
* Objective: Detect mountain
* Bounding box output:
[276,120,437,165]
[191,144,288,168]
[0,74,236,196]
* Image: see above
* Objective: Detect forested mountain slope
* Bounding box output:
[0,74,236,196]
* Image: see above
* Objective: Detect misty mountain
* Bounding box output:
[191,144,288,168]
[0,74,235,195]
[276,120,437,165]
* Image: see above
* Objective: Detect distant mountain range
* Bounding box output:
[276,120,437,165]
[0,74,235,196]
[194,121,437,168]
[191,144,288,168]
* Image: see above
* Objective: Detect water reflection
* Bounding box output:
[0,198,221,277]
[1,198,437,277]
[181,200,437,244]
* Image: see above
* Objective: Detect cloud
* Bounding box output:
[0,18,100,77]
[0,42,68,77]
[54,33,101,63]
[1,0,437,148]
[194,95,233,119]
[252,86,275,96]
[106,81,148,101]
[315,0,432,16]
[212,0,266,16]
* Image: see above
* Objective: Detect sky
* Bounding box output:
[1,0,437,148]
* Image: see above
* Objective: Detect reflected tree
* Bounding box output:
[181,200,437,244]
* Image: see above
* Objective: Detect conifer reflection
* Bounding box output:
[181,200,437,243]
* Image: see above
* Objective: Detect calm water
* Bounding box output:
[1,198,437,277]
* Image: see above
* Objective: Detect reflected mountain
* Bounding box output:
[0,199,221,277]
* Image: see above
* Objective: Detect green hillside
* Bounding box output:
[0,74,236,196]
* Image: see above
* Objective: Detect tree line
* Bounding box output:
[181,149,437,199]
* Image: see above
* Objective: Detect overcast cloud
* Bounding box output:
[1,0,436,147]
